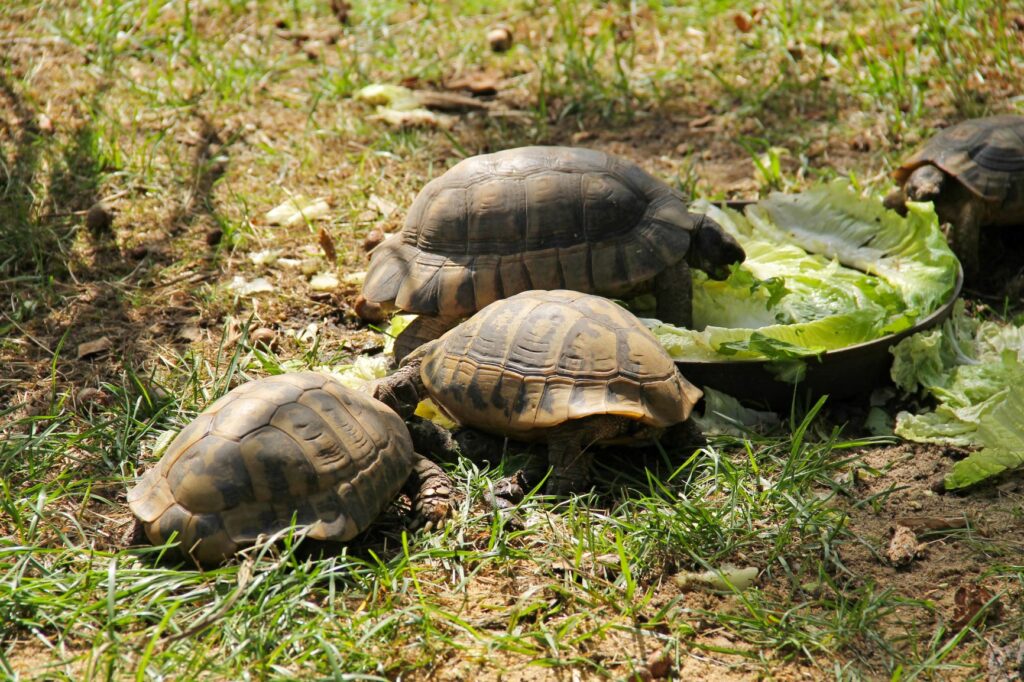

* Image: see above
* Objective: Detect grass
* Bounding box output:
[2,0,1024,678]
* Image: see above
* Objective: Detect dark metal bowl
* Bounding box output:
[676,200,964,408]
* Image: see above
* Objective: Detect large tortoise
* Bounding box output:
[372,290,704,497]
[358,146,745,359]
[127,372,451,565]
[883,115,1024,280]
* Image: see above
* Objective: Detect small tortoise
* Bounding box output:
[372,290,703,496]
[358,146,745,359]
[127,372,450,565]
[883,115,1024,280]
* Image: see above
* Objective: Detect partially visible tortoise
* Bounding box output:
[372,290,703,497]
[883,115,1024,280]
[127,372,451,565]
[357,146,745,359]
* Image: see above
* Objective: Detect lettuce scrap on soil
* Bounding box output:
[646,182,958,363]
[891,304,1024,489]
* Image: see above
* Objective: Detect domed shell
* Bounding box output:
[418,290,702,440]
[894,115,1024,204]
[362,146,699,318]
[127,372,414,564]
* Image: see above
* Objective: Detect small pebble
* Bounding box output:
[487,25,513,52]
[646,649,672,679]
[249,327,279,351]
[362,228,385,252]
[86,202,113,234]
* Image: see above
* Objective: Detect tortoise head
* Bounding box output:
[687,214,745,280]
[904,164,947,203]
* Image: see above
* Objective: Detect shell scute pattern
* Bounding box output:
[127,372,415,564]
[363,146,699,317]
[420,290,698,439]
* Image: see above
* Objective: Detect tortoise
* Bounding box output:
[357,146,745,359]
[372,290,704,497]
[883,115,1024,280]
[127,372,451,565]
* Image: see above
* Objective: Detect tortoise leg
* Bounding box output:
[394,315,459,364]
[654,260,693,328]
[370,358,425,420]
[404,453,452,532]
[950,199,982,283]
[545,415,632,496]
[406,416,462,464]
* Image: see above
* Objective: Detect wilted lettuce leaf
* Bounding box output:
[890,303,1024,488]
[946,372,1024,489]
[650,182,957,362]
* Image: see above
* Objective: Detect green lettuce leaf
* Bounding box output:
[650,182,956,362]
[890,303,1024,488]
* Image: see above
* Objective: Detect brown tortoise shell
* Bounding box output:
[362,146,699,318]
[893,115,1024,208]
[416,290,703,441]
[127,372,414,564]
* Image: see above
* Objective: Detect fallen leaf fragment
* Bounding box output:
[951,583,999,630]
[673,565,758,591]
[355,84,421,111]
[309,273,339,291]
[372,107,456,130]
[414,90,489,112]
[688,114,715,129]
[446,73,500,96]
[229,276,275,296]
[886,525,925,567]
[318,228,337,263]
[248,249,280,265]
[342,270,366,287]
[265,196,330,226]
[367,195,398,218]
[77,336,112,359]
[178,325,203,342]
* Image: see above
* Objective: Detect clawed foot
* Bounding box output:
[409,495,450,533]
[407,455,453,533]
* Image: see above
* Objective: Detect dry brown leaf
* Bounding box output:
[445,73,500,97]
[77,336,112,359]
[688,114,715,129]
[318,227,337,264]
[886,525,925,567]
[951,583,999,630]
[414,90,489,112]
[733,11,754,32]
